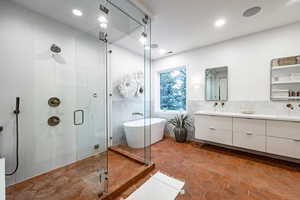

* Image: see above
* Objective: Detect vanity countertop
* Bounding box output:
[194,111,300,122]
[0,158,5,200]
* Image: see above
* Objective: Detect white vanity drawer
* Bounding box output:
[233,118,266,136]
[195,115,232,131]
[233,132,266,152]
[267,136,300,159]
[195,115,233,145]
[196,128,233,145]
[267,120,300,140]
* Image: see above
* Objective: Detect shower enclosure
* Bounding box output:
[0,0,151,196]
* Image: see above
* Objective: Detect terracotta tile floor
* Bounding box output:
[6,138,300,200]
[116,137,300,200]
[6,151,143,200]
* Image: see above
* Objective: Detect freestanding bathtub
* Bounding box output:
[123,118,166,148]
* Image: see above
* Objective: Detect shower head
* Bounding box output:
[50,44,61,54]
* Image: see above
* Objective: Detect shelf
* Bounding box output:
[272,80,300,85]
[272,97,300,101]
[272,64,300,70]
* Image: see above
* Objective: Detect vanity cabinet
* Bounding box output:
[194,113,300,161]
[194,115,232,145]
[266,121,300,159]
[233,118,266,152]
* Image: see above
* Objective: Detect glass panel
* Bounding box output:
[107,0,152,164]
[106,0,147,25]
[74,27,108,193]
[144,20,152,164]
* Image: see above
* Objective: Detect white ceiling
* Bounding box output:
[10,0,300,60]
[139,0,300,59]
[10,0,143,46]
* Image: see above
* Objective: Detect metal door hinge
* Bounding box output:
[98,169,108,183]
[142,15,149,24]
[99,32,108,42]
[99,5,109,14]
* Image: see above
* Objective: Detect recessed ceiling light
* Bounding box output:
[98,16,108,23]
[72,9,83,16]
[243,7,262,17]
[215,18,226,28]
[159,49,166,55]
[100,23,108,29]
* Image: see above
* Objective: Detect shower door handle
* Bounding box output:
[74,109,84,126]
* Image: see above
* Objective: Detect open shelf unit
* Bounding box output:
[272,80,300,85]
[270,56,300,101]
[272,64,300,70]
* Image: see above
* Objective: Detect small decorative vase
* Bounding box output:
[174,128,187,143]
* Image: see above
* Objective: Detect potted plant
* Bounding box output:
[168,114,194,143]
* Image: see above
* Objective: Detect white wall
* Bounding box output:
[153,22,300,104]
[0,0,143,186]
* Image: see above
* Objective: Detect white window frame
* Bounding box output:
[154,65,189,115]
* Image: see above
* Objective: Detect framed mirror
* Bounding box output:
[205,66,228,101]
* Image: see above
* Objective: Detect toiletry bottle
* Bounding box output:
[292,91,296,97]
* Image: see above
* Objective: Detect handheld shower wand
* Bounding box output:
[6,97,20,176]
[14,97,20,114]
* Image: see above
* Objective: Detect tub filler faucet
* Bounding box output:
[132,112,144,116]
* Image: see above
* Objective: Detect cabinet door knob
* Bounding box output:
[246,132,253,136]
[209,127,216,131]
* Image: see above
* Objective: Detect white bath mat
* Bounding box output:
[125,172,185,200]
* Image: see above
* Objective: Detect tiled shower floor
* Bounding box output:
[6,151,143,200]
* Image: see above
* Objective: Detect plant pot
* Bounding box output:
[174,128,187,143]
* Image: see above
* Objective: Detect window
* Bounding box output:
[159,67,187,111]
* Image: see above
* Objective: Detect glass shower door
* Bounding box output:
[74,28,108,194]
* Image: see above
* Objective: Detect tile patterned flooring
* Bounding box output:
[6,151,143,200]
[6,137,300,200]
[116,138,300,200]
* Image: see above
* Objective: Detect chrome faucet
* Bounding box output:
[213,102,218,107]
[132,112,144,116]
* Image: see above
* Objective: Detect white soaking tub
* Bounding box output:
[123,118,166,148]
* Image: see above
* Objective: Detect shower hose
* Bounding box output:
[5,113,19,176]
